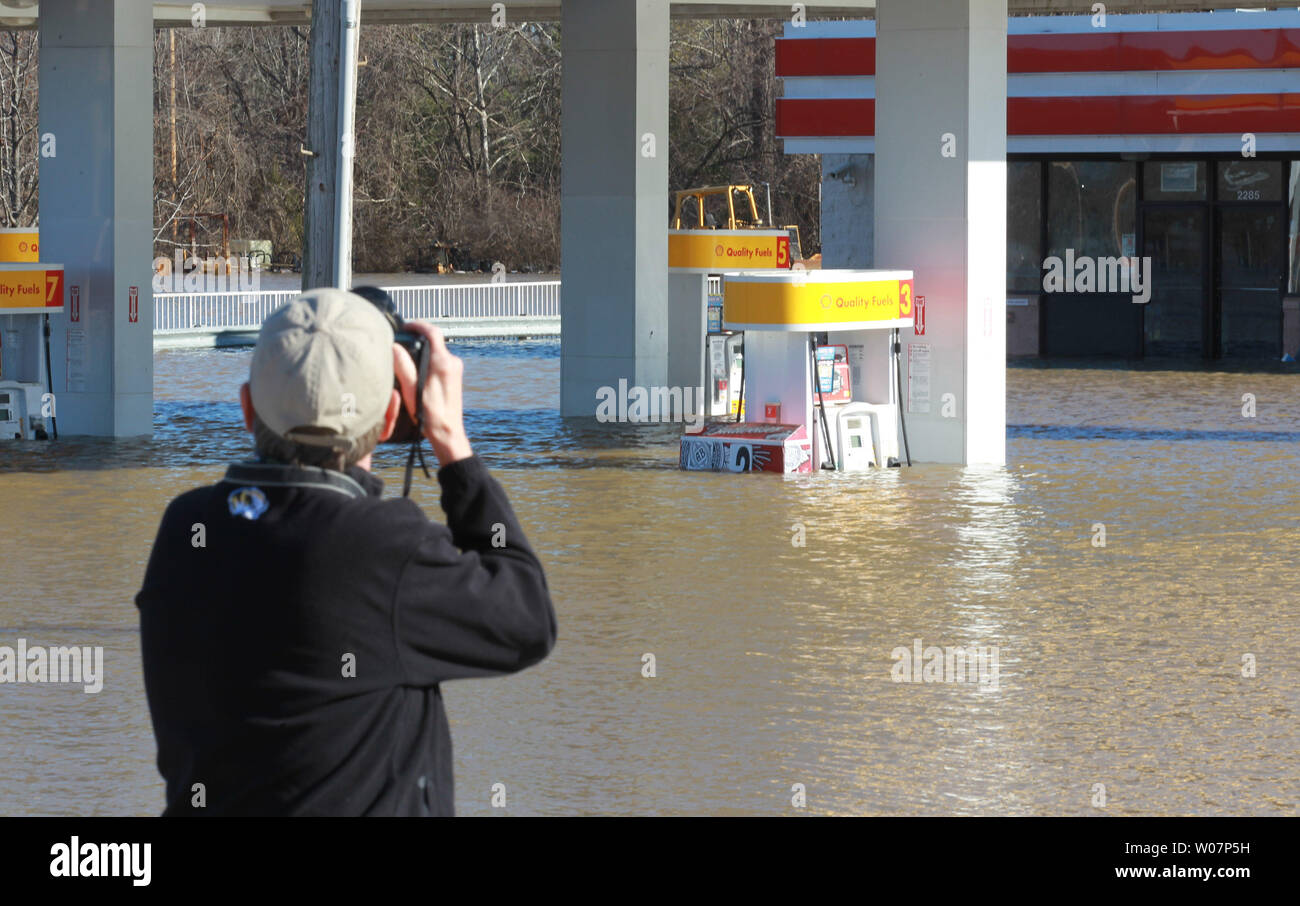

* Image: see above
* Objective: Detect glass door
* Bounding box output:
[1215,206,1286,359]
[1142,206,1208,357]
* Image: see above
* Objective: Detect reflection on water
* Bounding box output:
[0,340,1296,815]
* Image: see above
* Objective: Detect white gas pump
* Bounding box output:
[813,339,906,470]
[834,402,904,470]
[707,332,745,418]
[684,269,914,474]
[0,310,57,440]
[835,407,878,470]
[668,229,791,424]
[0,230,63,441]
[837,405,878,470]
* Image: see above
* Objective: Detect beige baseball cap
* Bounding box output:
[249,288,395,453]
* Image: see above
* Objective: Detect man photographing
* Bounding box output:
[136,288,556,816]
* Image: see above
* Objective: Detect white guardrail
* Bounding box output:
[154,281,562,334]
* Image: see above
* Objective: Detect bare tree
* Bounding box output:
[0,30,39,228]
[134,18,812,272]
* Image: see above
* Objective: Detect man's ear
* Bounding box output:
[379,388,401,442]
[239,383,256,432]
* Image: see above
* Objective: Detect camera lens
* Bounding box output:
[351,285,403,333]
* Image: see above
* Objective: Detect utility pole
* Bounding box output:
[302,0,360,290]
[170,29,178,247]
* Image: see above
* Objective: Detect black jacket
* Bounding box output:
[135,455,556,816]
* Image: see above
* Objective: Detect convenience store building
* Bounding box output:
[777,10,1300,360]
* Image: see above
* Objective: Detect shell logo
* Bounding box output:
[715,244,724,257]
[820,293,833,309]
[18,241,27,253]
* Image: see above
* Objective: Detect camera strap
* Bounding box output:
[402,341,434,498]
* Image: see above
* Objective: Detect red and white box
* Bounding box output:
[680,422,812,474]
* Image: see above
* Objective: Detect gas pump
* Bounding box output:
[706,332,745,418]
[0,229,63,441]
[681,269,914,473]
[706,283,745,418]
[835,406,879,470]
[809,336,907,469]
[667,227,791,422]
[814,343,852,403]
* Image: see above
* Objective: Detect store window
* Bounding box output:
[1217,160,1283,203]
[1289,161,1300,294]
[1007,161,1041,291]
[1047,161,1137,264]
[1143,161,1206,201]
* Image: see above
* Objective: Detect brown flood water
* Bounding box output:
[1,341,1297,815]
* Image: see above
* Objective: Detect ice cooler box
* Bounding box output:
[679,422,812,474]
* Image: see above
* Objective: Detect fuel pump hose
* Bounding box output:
[809,336,837,471]
[735,336,745,423]
[43,314,58,440]
[893,328,911,467]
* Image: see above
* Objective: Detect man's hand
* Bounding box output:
[393,321,474,466]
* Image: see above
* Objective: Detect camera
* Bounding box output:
[351,285,427,444]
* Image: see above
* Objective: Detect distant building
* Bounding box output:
[777,11,1300,359]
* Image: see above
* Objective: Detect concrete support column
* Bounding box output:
[875,0,1006,465]
[666,272,707,415]
[820,153,874,269]
[560,0,669,416]
[40,0,154,437]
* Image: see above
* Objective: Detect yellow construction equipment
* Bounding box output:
[671,184,810,265]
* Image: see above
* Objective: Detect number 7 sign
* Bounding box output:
[44,269,63,311]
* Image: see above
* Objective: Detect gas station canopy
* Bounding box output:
[10,0,1293,454]
[0,1,1282,28]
